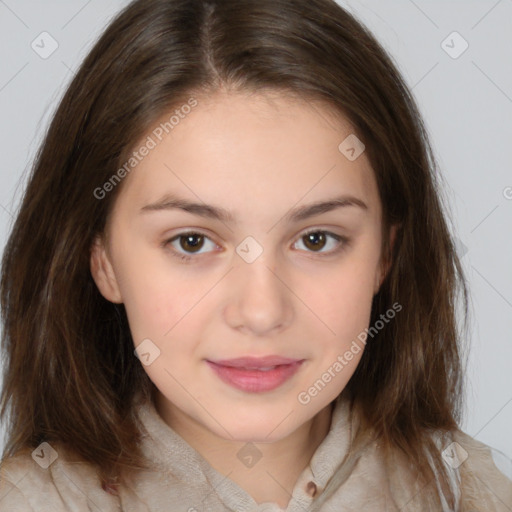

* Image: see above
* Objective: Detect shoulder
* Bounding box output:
[0,443,121,511]
[446,430,512,510]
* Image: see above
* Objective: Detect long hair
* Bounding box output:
[0,0,469,506]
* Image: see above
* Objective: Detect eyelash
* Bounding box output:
[162,229,350,263]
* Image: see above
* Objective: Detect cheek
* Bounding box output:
[299,251,379,376]
[306,261,377,337]
[111,246,197,342]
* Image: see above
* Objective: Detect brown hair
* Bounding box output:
[1,0,469,507]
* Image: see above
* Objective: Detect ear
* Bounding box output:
[90,235,123,303]
[374,223,399,294]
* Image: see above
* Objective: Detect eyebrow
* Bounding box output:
[140,194,368,223]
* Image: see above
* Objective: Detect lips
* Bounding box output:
[208,355,302,369]
[206,356,305,393]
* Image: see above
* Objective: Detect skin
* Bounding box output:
[90,90,396,508]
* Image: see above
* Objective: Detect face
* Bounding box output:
[91,90,391,444]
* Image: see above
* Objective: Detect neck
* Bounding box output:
[155,393,335,509]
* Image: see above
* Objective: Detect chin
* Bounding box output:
[211,414,298,443]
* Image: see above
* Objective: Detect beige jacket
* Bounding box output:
[0,393,511,511]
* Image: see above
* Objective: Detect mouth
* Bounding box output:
[206,356,305,393]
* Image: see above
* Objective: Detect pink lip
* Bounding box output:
[206,356,305,393]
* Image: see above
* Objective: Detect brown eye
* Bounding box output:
[164,231,219,262]
[303,231,327,251]
[178,234,205,253]
[293,230,346,255]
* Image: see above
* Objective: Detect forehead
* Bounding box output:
[113,90,380,223]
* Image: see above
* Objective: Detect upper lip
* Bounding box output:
[207,356,304,369]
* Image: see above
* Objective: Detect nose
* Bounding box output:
[223,253,294,337]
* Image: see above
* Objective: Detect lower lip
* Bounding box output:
[206,360,304,392]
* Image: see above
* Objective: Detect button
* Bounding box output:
[305,481,317,497]
[101,479,119,496]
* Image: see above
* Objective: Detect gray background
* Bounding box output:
[0,0,511,460]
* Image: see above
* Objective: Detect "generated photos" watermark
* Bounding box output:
[93,98,198,200]
[297,302,402,405]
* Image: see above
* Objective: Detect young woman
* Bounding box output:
[1,0,511,510]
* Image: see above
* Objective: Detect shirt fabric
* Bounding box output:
[0,392,511,511]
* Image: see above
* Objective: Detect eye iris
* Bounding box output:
[180,234,204,253]
[304,232,326,251]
